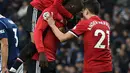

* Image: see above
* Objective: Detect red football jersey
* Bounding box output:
[69,16,112,72]
[33,14,64,61]
[32,0,72,61]
[30,0,53,11]
[30,0,72,19]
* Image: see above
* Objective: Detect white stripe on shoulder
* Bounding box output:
[68,31,78,38]
[0,20,8,28]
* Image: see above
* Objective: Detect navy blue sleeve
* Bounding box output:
[0,22,8,39]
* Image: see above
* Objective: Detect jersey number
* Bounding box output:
[94,29,109,49]
[13,28,18,47]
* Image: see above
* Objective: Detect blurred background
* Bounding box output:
[0,0,130,73]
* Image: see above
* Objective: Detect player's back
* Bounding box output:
[83,16,112,72]
[0,15,19,62]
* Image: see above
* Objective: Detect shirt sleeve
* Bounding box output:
[0,23,7,39]
[68,20,87,37]
[34,15,48,53]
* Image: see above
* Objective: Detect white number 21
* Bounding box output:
[94,29,109,49]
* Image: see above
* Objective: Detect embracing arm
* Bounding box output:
[1,38,8,69]
[45,13,86,42]
[49,21,75,42]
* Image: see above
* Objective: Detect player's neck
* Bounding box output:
[87,14,97,19]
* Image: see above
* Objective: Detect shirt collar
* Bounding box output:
[89,16,101,20]
[0,14,5,18]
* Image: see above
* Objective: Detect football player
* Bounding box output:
[0,14,19,73]
[45,0,113,73]
[9,0,83,72]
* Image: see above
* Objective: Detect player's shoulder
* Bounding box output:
[1,18,17,28]
[78,19,90,25]
[7,19,15,24]
[101,19,110,28]
[0,18,7,28]
[75,19,91,29]
[0,17,14,24]
[104,20,110,26]
[0,15,15,28]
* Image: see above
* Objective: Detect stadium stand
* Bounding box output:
[1,0,130,73]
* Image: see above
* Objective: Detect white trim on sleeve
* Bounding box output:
[68,31,78,38]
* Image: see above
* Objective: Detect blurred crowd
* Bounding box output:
[1,0,130,73]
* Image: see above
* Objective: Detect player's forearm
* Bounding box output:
[1,43,8,68]
[49,24,67,42]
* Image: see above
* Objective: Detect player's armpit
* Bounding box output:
[59,27,65,33]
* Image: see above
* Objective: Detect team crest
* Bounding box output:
[43,12,50,20]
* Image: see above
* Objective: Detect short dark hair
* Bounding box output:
[83,0,100,15]
[64,0,84,15]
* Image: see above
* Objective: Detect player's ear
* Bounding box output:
[85,9,89,15]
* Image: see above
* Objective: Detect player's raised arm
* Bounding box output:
[51,24,74,42]
[45,13,75,42]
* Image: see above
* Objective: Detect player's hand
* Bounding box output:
[45,12,56,27]
[2,67,9,73]
[39,52,48,68]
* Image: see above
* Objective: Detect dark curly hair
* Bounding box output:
[83,0,100,15]
[64,0,84,15]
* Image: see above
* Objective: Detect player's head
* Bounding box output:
[63,0,84,15]
[82,0,100,19]
[62,0,70,5]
